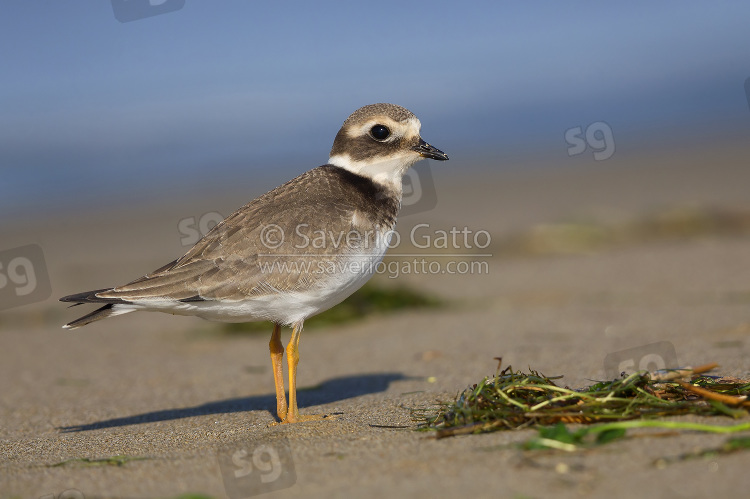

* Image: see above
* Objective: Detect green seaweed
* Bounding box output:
[415,363,750,445]
[49,454,150,467]
[221,282,442,334]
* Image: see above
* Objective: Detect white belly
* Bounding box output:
[121,233,392,326]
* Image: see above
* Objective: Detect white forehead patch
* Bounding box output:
[347,116,422,141]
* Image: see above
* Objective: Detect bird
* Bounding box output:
[61,103,449,424]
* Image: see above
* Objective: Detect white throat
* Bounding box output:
[328,153,421,194]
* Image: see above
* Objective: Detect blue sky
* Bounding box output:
[2,1,749,219]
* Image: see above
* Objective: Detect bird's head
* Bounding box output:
[328,103,448,190]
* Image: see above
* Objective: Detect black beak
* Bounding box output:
[412,138,449,161]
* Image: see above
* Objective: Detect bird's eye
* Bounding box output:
[370,124,390,141]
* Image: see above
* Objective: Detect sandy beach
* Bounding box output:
[2,140,750,498]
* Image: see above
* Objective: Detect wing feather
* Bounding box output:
[93,166,397,303]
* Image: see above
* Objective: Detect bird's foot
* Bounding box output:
[268,412,338,426]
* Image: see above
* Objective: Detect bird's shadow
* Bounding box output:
[59,372,409,433]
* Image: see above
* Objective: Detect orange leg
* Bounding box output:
[269,323,287,420]
[276,323,330,424]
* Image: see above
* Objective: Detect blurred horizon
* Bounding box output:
[2,1,750,221]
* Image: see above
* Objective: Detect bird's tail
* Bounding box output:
[60,288,135,330]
